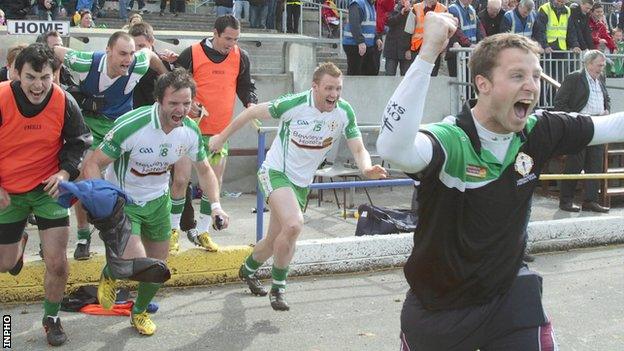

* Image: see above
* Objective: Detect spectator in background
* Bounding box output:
[234,0,251,23]
[446,0,485,77]
[214,0,234,16]
[479,0,505,36]
[556,50,610,214]
[122,13,143,30]
[506,0,517,11]
[79,9,94,28]
[473,0,487,14]
[589,3,617,52]
[342,0,378,75]
[608,1,621,32]
[0,44,28,82]
[383,0,412,76]
[286,0,301,33]
[126,0,147,14]
[160,0,185,16]
[568,0,593,51]
[375,0,395,74]
[76,0,94,12]
[249,0,268,29]
[322,0,341,38]
[1,0,31,19]
[0,9,5,25]
[37,0,60,21]
[608,28,624,76]
[534,0,578,53]
[266,0,277,29]
[405,0,447,76]
[500,0,536,37]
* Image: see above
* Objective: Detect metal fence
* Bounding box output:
[453,48,624,112]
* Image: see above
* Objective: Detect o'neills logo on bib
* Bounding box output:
[515,152,537,186]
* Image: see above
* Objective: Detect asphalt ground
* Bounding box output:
[1,245,623,350]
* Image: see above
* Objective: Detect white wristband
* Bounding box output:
[211,202,221,211]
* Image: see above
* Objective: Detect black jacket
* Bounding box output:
[554,69,610,113]
[383,4,411,59]
[1,0,31,19]
[568,3,593,50]
[533,1,579,50]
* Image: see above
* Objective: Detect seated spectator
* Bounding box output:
[37,0,60,20]
[0,9,5,25]
[589,3,617,52]
[122,13,143,30]
[0,44,28,82]
[214,0,234,17]
[322,0,340,38]
[78,9,94,28]
[479,0,505,36]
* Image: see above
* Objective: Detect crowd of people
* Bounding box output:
[343,0,624,77]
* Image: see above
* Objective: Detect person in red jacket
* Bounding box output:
[375,0,396,73]
[589,3,617,52]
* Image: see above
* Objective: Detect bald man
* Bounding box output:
[479,0,505,36]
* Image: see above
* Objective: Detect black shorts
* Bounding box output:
[399,267,557,351]
[0,216,69,245]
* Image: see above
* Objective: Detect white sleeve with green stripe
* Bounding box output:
[337,99,361,139]
[63,49,94,81]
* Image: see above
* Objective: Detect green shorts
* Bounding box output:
[0,188,70,224]
[84,114,115,150]
[124,193,172,242]
[202,135,229,166]
[257,167,309,210]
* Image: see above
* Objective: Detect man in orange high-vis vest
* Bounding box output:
[170,15,257,253]
[0,43,91,347]
[404,0,447,76]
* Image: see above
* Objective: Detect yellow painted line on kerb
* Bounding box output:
[0,246,253,303]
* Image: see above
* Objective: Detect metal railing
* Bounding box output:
[282,0,347,41]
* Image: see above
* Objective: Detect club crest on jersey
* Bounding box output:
[175,145,187,157]
[515,152,537,186]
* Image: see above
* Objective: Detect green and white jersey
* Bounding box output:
[264,89,361,187]
[63,49,150,94]
[99,104,207,203]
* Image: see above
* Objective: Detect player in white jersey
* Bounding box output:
[209,62,388,311]
[82,69,229,335]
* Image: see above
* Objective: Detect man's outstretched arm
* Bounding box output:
[376,12,457,174]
